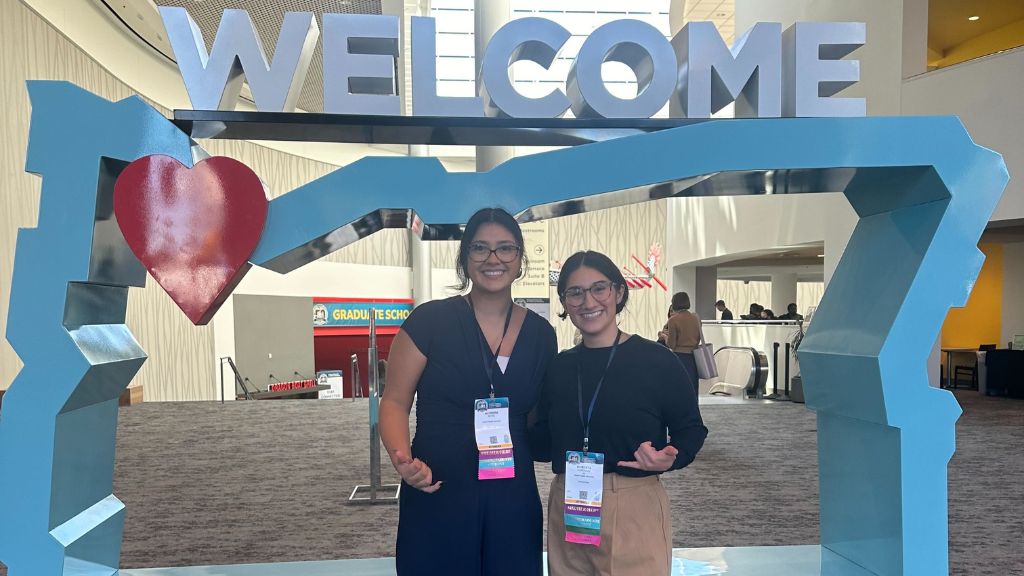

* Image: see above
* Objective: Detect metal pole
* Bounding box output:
[771,342,780,397]
[368,307,380,501]
[782,343,792,401]
[350,354,359,402]
[219,357,225,404]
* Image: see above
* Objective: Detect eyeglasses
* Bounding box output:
[468,242,522,263]
[562,280,618,306]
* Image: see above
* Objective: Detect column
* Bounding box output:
[770,272,797,317]
[408,144,433,306]
[475,0,513,172]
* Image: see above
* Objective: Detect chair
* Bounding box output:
[953,344,996,389]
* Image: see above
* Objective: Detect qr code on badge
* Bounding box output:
[579,490,588,500]
[489,435,498,444]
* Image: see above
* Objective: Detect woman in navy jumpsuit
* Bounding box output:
[380,208,557,575]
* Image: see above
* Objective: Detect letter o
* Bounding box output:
[567,20,677,119]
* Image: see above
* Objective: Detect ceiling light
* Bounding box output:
[968,15,980,21]
[817,254,824,258]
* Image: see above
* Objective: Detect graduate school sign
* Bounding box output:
[158,8,867,119]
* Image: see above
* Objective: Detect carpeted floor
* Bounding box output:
[1,391,1020,575]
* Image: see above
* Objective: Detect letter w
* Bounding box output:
[159,7,319,112]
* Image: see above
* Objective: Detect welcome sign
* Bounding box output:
[158,7,866,119]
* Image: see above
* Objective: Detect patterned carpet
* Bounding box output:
[0,391,1020,575]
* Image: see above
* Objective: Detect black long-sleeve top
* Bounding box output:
[529,335,708,476]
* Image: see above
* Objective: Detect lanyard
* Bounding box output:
[577,330,621,453]
[467,295,514,398]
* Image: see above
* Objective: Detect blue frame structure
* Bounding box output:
[0,82,1008,576]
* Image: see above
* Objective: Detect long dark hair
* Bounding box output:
[556,250,629,319]
[453,207,528,292]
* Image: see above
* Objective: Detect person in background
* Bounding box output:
[377,359,388,396]
[380,207,557,576]
[760,309,776,320]
[530,250,707,576]
[715,300,733,320]
[664,292,701,393]
[778,303,804,321]
[741,303,764,320]
[656,306,674,346]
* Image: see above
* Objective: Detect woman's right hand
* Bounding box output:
[391,449,443,493]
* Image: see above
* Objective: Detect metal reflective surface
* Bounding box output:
[672,22,782,118]
[567,19,677,119]
[411,16,484,117]
[173,109,710,145]
[479,17,572,118]
[782,22,866,117]
[158,7,319,112]
[322,14,400,115]
[113,154,268,325]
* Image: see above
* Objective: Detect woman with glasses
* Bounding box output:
[530,250,707,576]
[381,207,557,576]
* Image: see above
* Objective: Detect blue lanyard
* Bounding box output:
[467,295,514,398]
[576,330,621,453]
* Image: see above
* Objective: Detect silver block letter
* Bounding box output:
[783,22,866,117]
[567,20,677,119]
[672,22,781,118]
[412,17,484,117]
[480,17,571,118]
[323,14,401,116]
[159,7,318,112]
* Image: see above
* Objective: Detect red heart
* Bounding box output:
[114,155,267,325]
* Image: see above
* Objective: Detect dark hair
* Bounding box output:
[788,303,798,312]
[556,250,628,320]
[671,291,691,311]
[453,208,528,292]
[715,300,726,307]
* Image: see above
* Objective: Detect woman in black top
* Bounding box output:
[381,208,557,575]
[530,250,707,576]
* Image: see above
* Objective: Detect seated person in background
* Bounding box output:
[777,303,804,321]
[715,300,733,320]
[760,309,776,320]
[741,303,764,320]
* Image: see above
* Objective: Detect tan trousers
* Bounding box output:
[548,473,672,576]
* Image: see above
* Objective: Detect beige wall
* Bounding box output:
[0,1,408,399]
[546,201,670,350]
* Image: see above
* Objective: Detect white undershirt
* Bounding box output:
[497,355,510,374]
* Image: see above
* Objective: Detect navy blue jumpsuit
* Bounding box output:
[396,296,557,576]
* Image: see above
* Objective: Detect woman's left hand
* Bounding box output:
[617,441,679,472]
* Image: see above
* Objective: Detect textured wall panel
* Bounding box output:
[547,200,669,350]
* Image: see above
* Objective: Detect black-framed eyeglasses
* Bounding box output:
[468,242,522,263]
[562,280,618,306]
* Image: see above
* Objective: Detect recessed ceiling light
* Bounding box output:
[968,15,980,21]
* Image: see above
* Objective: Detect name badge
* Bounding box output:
[564,450,604,546]
[474,397,515,480]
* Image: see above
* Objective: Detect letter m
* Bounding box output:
[671,22,781,118]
